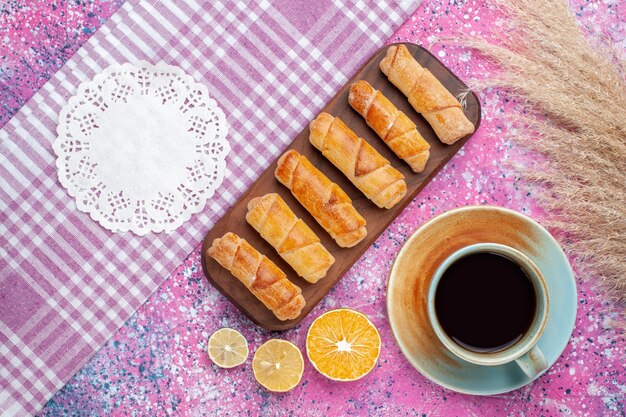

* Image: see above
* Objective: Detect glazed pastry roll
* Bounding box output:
[349,80,431,173]
[309,112,407,209]
[207,232,305,321]
[246,193,335,283]
[379,44,475,145]
[275,150,367,248]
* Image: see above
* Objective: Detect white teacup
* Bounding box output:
[427,243,549,378]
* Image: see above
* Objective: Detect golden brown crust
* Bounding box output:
[207,232,304,321]
[275,150,367,248]
[274,295,306,321]
[309,113,407,208]
[386,111,416,141]
[349,80,431,173]
[275,150,300,187]
[407,69,460,113]
[354,139,388,177]
[423,108,476,146]
[380,45,425,97]
[246,193,335,283]
[379,44,475,145]
[279,220,317,252]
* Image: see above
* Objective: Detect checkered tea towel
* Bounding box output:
[0,0,418,415]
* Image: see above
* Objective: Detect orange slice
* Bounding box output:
[252,339,304,392]
[306,308,381,381]
[207,328,249,368]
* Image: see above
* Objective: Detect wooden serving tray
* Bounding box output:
[201,43,481,331]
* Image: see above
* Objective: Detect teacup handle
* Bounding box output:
[515,345,548,379]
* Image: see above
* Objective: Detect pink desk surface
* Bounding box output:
[2,0,623,416]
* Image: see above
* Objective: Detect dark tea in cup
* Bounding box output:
[434,252,537,353]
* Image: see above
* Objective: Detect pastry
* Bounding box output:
[349,80,431,173]
[309,112,407,209]
[275,150,367,248]
[379,44,475,145]
[246,193,335,283]
[207,232,305,321]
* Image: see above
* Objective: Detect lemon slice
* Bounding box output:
[306,308,381,381]
[207,328,249,368]
[252,339,304,392]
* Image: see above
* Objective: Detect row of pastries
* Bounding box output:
[207,45,475,321]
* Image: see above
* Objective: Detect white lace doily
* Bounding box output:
[54,61,230,235]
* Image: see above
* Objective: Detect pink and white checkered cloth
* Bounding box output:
[0,0,417,415]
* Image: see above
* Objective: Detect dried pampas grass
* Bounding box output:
[460,0,626,304]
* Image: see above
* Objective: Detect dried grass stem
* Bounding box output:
[456,0,626,306]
